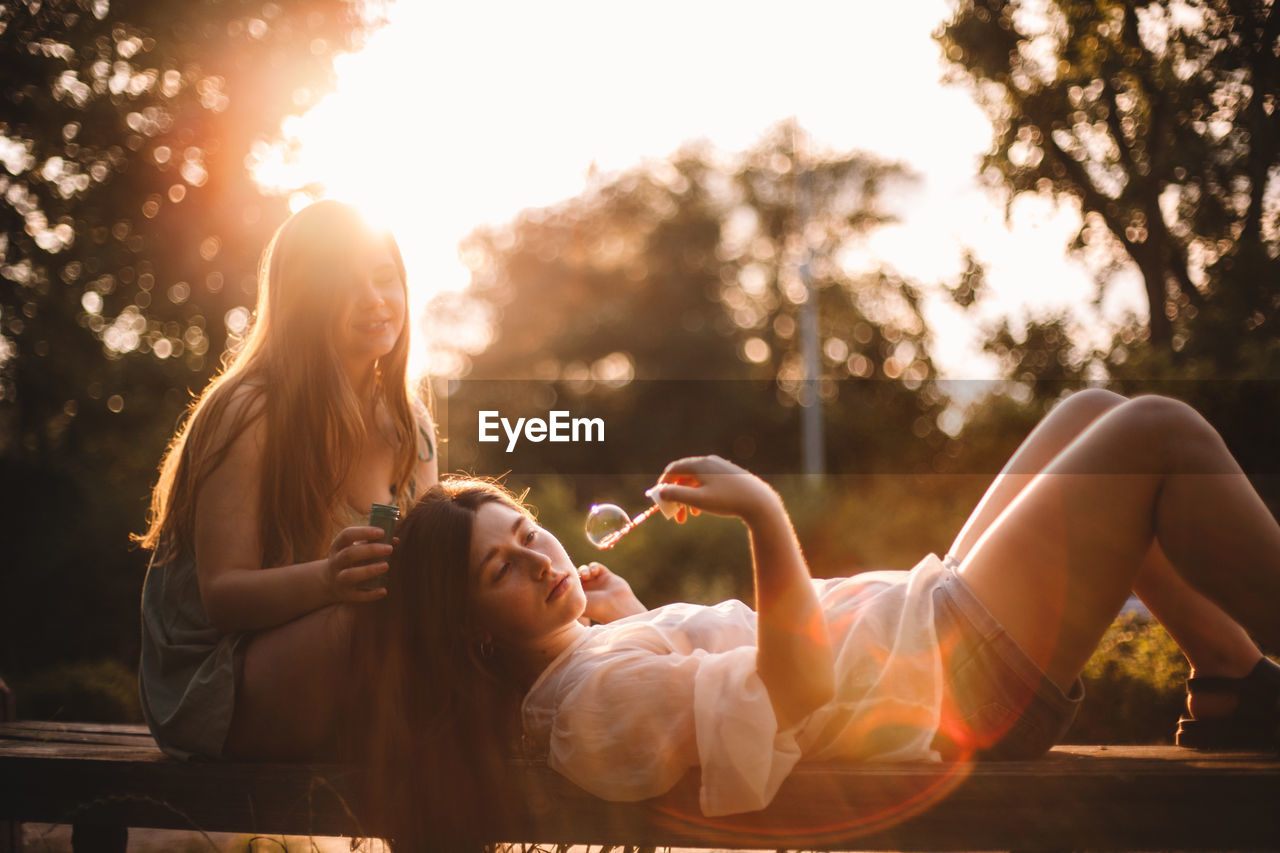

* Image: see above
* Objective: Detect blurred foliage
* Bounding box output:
[1,0,373,458]
[0,455,147,678]
[1065,611,1188,744]
[939,0,1280,364]
[0,0,373,684]
[939,1,1280,514]
[12,657,140,722]
[434,122,956,488]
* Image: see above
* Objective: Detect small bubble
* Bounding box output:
[585,503,631,549]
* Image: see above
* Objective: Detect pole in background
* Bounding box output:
[794,124,825,485]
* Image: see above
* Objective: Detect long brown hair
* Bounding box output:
[346,479,529,851]
[138,200,426,566]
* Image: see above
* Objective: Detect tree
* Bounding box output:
[1,0,370,462]
[0,0,371,693]
[433,122,953,484]
[938,0,1279,372]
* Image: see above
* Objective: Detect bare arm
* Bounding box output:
[194,395,390,633]
[655,456,834,728]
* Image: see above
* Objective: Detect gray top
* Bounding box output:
[139,553,247,760]
[137,421,434,759]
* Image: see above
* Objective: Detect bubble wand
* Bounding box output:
[584,487,682,550]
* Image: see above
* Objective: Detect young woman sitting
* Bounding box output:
[348,389,1279,849]
[138,200,437,761]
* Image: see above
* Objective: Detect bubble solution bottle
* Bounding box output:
[357,502,400,591]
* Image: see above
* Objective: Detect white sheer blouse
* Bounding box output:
[521,553,947,816]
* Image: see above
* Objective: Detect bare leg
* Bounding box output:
[951,394,1279,691]
[1132,545,1266,717]
[949,389,1130,562]
[1133,545,1260,677]
[224,603,356,759]
[950,390,1263,679]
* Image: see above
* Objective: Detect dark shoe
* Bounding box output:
[1176,656,1280,750]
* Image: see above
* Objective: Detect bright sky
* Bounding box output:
[253,0,1148,381]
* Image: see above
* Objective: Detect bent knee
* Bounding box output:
[1118,394,1205,430]
[1055,388,1127,421]
[1112,395,1219,460]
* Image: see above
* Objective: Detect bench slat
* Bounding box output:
[0,722,161,742]
[0,721,154,736]
[0,741,171,760]
[3,723,1278,850]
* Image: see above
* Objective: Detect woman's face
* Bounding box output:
[468,501,586,651]
[334,235,406,365]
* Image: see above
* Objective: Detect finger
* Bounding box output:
[652,483,702,508]
[333,526,386,550]
[340,542,394,566]
[658,457,707,484]
[345,587,389,604]
[339,561,390,585]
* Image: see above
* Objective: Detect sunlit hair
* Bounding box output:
[346,478,531,851]
[137,199,425,567]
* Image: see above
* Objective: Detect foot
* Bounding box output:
[1177,656,1280,750]
[1185,656,1280,719]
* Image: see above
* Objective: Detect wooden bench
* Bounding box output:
[2,720,1278,851]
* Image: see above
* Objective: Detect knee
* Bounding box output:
[1112,394,1217,453]
[1055,388,1128,422]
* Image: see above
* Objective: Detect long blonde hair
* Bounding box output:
[138,200,425,567]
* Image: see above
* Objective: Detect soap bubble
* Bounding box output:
[585,503,630,549]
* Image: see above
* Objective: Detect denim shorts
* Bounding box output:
[929,558,1084,760]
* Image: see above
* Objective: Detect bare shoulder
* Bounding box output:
[193,381,269,581]
[202,379,268,462]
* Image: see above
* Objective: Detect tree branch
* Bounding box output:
[1236,1,1277,246]
[1099,70,1138,178]
[1039,126,1174,345]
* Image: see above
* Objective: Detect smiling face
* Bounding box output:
[334,234,406,366]
[468,501,586,655]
